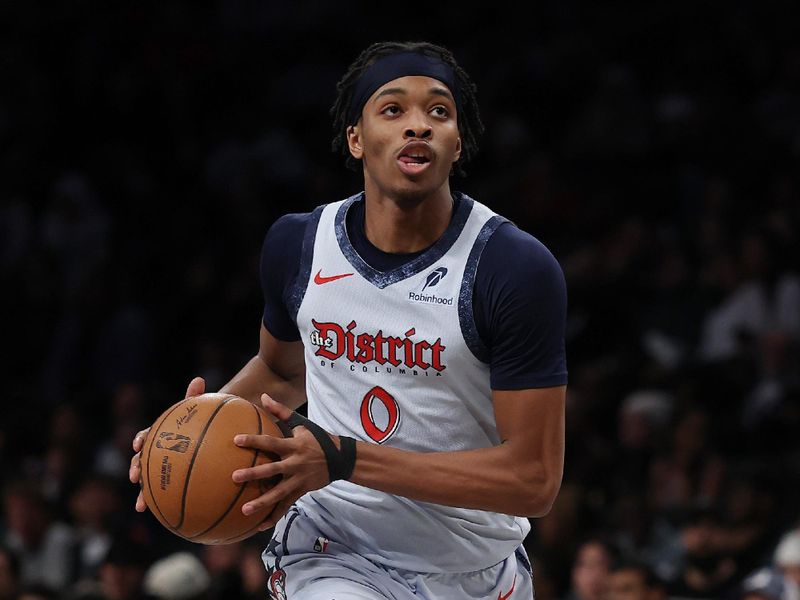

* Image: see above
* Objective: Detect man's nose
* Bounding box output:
[404,126,432,139]
[403,110,432,139]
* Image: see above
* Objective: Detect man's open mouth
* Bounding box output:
[397,142,434,174]
[398,154,431,165]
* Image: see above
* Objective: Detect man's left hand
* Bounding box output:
[232,393,335,530]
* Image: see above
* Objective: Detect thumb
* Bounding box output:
[185,376,206,398]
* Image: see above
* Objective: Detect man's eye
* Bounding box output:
[432,106,449,117]
[382,105,400,115]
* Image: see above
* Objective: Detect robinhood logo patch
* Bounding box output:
[422,267,447,291]
[409,266,453,305]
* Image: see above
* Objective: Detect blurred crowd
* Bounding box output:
[2,1,799,599]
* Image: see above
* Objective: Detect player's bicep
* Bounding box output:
[492,386,565,505]
[258,323,305,384]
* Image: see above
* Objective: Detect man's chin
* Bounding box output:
[389,176,446,204]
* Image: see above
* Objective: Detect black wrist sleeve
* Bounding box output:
[277,412,357,482]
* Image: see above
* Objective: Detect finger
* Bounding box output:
[234,433,293,454]
[260,492,305,530]
[242,478,296,516]
[260,394,293,421]
[132,428,150,452]
[185,376,206,398]
[232,460,284,484]
[129,452,141,483]
[135,490,147,513]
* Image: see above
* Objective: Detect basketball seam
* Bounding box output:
[188,400,264,541]
[175,395,235,531]
[217,410,283,544]
[218,493,286,545]
[144,401,193,530]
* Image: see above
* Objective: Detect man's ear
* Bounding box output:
[453,136,462,163]
[347,125,363,160]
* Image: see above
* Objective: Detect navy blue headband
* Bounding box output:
[346,51,460,126]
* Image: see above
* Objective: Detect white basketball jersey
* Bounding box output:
[291,192,530,573]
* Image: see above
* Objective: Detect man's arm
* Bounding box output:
[220,324,306,411]
[233,384,565,527]
[350,385,565,516]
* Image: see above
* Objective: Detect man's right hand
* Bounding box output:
[129,376,206,512]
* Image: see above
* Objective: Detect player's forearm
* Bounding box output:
[348,439,562,517]
[219,355,306,411]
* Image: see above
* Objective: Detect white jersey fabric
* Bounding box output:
[291,192,530,573]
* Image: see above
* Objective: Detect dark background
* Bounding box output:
[2,2,800,599]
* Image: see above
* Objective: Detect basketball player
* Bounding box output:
[131,41,567,599]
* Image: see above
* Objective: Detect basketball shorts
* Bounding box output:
[262,506,534,599]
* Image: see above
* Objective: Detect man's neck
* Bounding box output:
[362,179,454,254]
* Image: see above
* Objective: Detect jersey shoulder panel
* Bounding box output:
[476,222,569,389]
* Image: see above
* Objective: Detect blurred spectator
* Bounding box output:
[95,384,150,479]
[98,533,154,600]
[713,472,775,580]
[64,580,107,600]
[40,172,109,299]
[1,481,76,590]
[143,553,209,600]
[201,543,243,599]
[69,476,124,580]
[563,539,615,600]
[607,492,684,584]
[15,585,59,600]
[606,561,666,600]
[739,567,787,600]
[239,542,267,600]
[615,390,673,487]
[699,232,800,362]
[668,508,739,598]
[648,407,725,513]
[0,545,20,600]
[775,529,800,600]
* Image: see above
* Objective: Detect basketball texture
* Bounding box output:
[140,393,282,544]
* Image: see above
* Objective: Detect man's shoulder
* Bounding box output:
[266,195,356,241]
[482,221,563,279]
[267,211,315,237]
[260,212,316,273]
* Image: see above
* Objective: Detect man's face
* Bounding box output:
[572,542,610,600]
[347,75,461,202]
[607,569,649,600]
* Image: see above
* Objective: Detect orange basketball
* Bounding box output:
[140,393,282,544]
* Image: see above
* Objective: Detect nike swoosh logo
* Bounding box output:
[314,269,354,285]
[498,574,517,600]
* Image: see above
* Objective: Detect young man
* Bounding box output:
[606,562,666,600]
[131,41,567,599]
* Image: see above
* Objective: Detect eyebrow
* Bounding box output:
[373,86,454,102]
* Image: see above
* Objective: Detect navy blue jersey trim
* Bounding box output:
[458,215,509,363]
[287,204,325,321]
[335,191,475,289]
[515,546,533,577]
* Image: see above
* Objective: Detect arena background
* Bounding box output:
[2,2,799,599]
